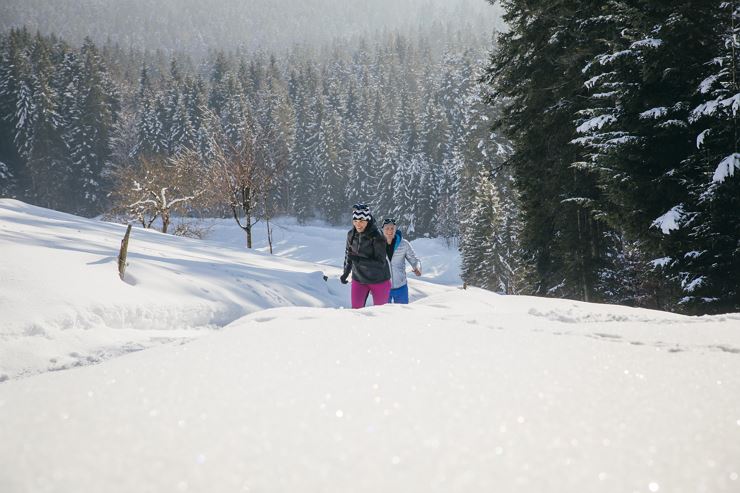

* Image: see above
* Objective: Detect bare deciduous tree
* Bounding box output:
[208,119,285,249]
[110,151,207,233]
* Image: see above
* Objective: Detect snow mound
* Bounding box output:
[186,216,462,287]
[0,288,739,492]
[0,200,342,379]
[0,200,460,381]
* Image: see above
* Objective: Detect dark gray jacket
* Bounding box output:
[343,219,391,285]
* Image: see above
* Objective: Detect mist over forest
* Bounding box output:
[0,0,503,54]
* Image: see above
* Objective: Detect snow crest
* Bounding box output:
[713,153,740,183]
[651,205,684,234]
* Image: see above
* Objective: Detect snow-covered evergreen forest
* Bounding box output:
[483,0,740,315]
[0,23,513,241]
[1,3,739,488]
[1,0,738,315]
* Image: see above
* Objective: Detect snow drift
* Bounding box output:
[1,199,739,493]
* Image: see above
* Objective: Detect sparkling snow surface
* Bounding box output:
[1,200,739,493]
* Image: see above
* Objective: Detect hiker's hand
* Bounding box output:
[413,268,421,276]
[340,273,349,284]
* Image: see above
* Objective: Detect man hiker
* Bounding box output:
[382,218,422,304]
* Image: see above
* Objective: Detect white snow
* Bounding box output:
[696,128,711,148]
[594,49,633,66]
[713,153,740,183]
[576,114,616,134]
[201,217,460,288]
[630,38,663,49]
[657,119,687,128]
[683,275,706,293]
[699,74,719,94]
[649,256,672,268]
[1,200,740,492]
[639,107,668,120]
[591,91,618,99]
[651,205,684,234]
[691,92,740,122]
[584,72,610,90]
[0,200,456,380]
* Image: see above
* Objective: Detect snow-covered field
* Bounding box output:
[187,215,461,287]
[1,199,739,493]
[0,200,455,381]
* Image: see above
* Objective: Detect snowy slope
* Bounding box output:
[1,290,739,492]
[0,200,457,380]
[187,216,461,288]
[1,200,739,492]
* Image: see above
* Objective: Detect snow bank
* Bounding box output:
[0,200,342,380]
[1,289,739,492]
[186,216,461,287]
[0,201,460,380]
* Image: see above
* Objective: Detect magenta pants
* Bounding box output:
[351,279,391,309]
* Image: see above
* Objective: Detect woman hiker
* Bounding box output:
[340,204,392,308]
[382,218,422,304]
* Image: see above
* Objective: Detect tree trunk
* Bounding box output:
[266,217,273,254]
[118,224,132,281]
[242,186,253,249]
[162,211,170,234]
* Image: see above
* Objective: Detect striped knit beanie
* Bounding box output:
[352,203,372,221]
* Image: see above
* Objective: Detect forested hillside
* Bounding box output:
[2,0,737,314]
[484,1,739,314]
[0,25,514,244]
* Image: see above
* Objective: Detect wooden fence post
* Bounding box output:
[118,224,132,281]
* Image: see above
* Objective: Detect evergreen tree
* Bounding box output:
[460,169,514,292]
[67,37,118,214]
[575,0,737,312]
[133,65,163,157]
[678,1,740,312]
[317,107,346,224]
[26,34,67,208]
[484,0,616,302]
[289,66,319,222]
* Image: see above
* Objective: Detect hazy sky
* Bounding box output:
[1,0,503,53]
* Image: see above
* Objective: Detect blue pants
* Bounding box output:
[388,284,409,304]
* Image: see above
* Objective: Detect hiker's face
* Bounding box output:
[383,224,396,241]
[353,219,368,232]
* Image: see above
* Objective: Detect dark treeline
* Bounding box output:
[0,30,119,215]
[484,0,739,314]
[0,26,516,255]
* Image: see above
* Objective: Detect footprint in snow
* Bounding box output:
[593,333,622,339]
[709,344,740,355]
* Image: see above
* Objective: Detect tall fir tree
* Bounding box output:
[460,168,515,292]
[26,34,67,208]
[67,37,118,214]
[484,0,620,302]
